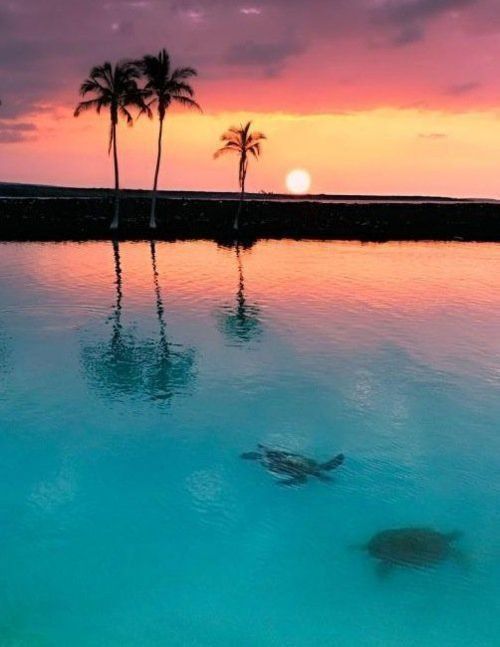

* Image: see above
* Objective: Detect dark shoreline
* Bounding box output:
[1,185,499,242]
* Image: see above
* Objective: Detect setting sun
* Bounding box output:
[286,169,311,195]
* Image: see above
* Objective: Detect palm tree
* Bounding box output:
[214,122,266,231]
[74,61,144,230]
[137,49,201,229]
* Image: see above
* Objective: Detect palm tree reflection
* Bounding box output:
[144,241,195,401]
[81,240,144,397]
[81,240,195,403]
[218,244,262,344]
[0,329,9,382]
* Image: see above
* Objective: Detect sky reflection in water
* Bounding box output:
[0,240,498,646]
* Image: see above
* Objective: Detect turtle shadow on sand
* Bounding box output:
[360,527,467,578]
[241,444,345,486]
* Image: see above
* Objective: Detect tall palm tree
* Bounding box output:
[214,122,266,231]
[137,49,201,229]
[74,61,144,230]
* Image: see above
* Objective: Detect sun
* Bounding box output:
[286,169,311,195]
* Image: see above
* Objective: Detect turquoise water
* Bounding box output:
[0,240,499,646]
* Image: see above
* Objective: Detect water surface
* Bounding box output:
[0,240,499,646]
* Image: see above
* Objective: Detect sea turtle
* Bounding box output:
[241,444,345,485]
[362,527,464,577]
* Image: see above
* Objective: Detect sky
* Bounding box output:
[1,0,500,196]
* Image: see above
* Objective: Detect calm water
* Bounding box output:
[0,240,499,646]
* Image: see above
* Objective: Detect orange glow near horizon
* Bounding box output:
[18,239,500,376]
[3,107,500,198]
[28,239,500,311]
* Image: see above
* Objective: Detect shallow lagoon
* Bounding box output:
[0,240,499,646]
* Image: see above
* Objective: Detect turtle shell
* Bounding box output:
[367,528,453,567]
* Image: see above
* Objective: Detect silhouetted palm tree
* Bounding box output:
[137,49,201,229]
[74,61,144,230]
[214,122,266,231]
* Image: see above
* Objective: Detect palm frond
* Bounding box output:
[169,81,195,97]
[221,141,241,150]
[137,49,200,120]
[214,146,240,159]
[247,132,266,144]
[74,98,101,117]
[119,105,134,125]
[247,142,261,158]
[138,99,154,119]
[220,132,241,146]
[171,95,202,111]
[75,59,143,124]
[171,66,197,81]
[227,126,242,137]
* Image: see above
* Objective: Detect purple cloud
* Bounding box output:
[0,0,497,121]
[0,120,37,143]
[446,81,481,95]
[223,37,306,70]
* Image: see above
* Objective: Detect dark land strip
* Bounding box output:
[0,184,499,242]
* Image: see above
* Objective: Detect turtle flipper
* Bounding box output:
[241,452,262,460]
[316,473,333,482]
[319,453,345,471]
[278,474,308,486]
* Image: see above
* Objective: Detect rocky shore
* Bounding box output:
[0,187,499,242]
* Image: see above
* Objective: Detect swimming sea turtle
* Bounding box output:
[241,444,345,485]
[363,527,464,577]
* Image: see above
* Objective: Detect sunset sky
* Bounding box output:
[2,0,500,196]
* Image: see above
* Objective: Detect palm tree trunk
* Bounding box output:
[150,118,164,230]
[110,121,120,231]
[235,168,246,232]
